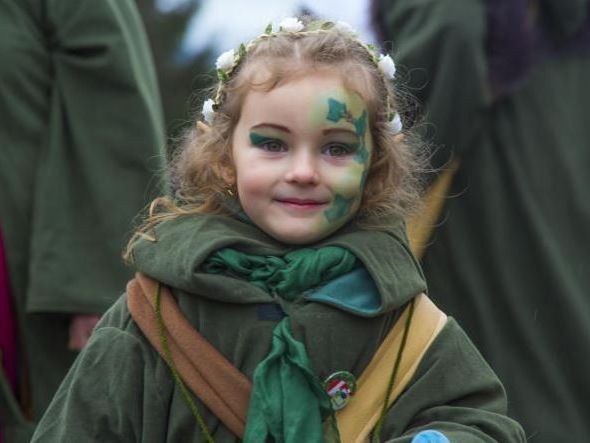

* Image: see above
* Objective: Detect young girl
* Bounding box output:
[31,18,525,442]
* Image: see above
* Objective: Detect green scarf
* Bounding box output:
[244,318,334,442]
[202,246,358,301]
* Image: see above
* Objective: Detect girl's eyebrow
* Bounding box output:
[251,123,291,133]
[322,127,358,137]
[250,124,358,138]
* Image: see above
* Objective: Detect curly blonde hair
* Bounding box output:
[125,20,427,260]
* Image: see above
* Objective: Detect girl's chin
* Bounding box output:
[265,221,341,245]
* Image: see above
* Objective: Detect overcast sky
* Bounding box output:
[156,0,376,60]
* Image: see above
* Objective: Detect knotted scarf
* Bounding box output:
[202,246,358,301]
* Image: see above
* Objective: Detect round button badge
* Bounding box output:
[323,371,357,410]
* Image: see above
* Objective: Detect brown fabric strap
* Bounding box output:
[126,273,251,437]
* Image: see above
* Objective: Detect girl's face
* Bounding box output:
[232,70,373,244]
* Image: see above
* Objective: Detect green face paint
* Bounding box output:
[320,96,372,223]
[249,131,270,145]
[352,111,369,165]
[324,193,355,222]
[326,98,349,123]
[323,99,369,165]
[353,110,367,138]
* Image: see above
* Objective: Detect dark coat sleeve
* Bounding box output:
[381,319,526,442]
[30,296,172,443]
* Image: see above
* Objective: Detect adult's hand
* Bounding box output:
[68,314,101,351]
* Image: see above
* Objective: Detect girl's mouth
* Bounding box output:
[276,198,328,210]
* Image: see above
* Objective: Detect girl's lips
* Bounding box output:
[275,198,328,210]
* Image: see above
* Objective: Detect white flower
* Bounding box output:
[389,113,403,134]
[378,54,396,79]
[215,49,236,71]
[333,21,356,34]
[202,99,216,125]
[279,17,304,32]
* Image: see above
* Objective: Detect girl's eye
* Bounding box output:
[249,132,287,153]
[261,140,286,152]
[252,138,286,152]
[324,143,356,157]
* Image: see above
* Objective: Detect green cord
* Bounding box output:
[154,283,215,443]
[371,298,416,442]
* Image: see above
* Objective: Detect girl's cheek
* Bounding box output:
[328,162,367,198]
[320,162,368,224]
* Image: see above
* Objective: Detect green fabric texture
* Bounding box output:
[376,0,590,441]
[203,246,358,442]
[31,213,526,442]
[0,0,165,440]
[203,247,358,301]
[243,319,332,443]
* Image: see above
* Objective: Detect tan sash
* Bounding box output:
[335,293,447,442]
[407,160,460,259]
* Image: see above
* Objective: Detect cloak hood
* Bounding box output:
[129,214,427,314]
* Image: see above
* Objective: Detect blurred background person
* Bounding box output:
[0,0,165,440]
[372,0,590,441]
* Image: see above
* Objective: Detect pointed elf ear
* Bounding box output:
[219,165,235,187]
[196,121,211,134]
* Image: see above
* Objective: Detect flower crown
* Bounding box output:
[201,17,403,134]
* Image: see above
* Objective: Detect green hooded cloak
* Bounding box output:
[32,214,524,442]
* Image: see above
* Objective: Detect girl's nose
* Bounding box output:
[284,150,320,185]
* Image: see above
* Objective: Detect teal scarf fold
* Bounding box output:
[203,246,359,442]
[202,246,358,301]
